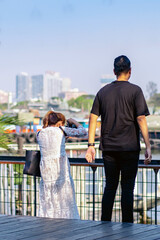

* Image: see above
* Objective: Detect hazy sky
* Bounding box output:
[0,0,160,97]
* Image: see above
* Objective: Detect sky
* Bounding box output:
[0,0,160,98]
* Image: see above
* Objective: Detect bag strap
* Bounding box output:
[59,126,67,136]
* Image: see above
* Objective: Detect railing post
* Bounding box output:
[34,176,37,217]
[9,164,15,215]
[91,166,97,221]
[70,150,73,158]
[142,168,147,224]
[154,169,159,225]
[22,175,27,216]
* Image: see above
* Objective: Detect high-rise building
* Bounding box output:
[43,71,62,101]
[16,71,71,102]
[31,75,44,100]
[16,72,31,102]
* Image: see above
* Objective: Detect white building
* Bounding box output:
[59,88,86,101]
[0,90,9,104]
[43,71,62,101]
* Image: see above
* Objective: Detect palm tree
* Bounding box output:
[0,114,24,150]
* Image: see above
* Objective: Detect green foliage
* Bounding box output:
[148,93,160,107]
[0,114,24,126]
[68,95,95,111]
[13,164,24,185]
[0,103,8,110]
[0,114,24,150]
[11,101,29,109]
[0,126,11,150]
[51,97,62,101]
[146,81,158,98]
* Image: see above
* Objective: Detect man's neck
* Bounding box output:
[116,72,130,81]
[117,75,129,81]
[117,78,128,81]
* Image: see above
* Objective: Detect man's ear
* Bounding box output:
[128,68,131,78]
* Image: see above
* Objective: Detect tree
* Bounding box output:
[146,81,158,99]
[11,101,29,109]
[68,95,95,112]
[148,93,160,106]
[0,103,8,110]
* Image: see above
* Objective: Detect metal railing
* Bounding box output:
[0,155,160,224]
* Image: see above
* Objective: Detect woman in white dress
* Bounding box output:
[37,111,87,219]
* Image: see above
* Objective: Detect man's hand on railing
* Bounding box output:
[144,147,152,165]
[85,146,95,163]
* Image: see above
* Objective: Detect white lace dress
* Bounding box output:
[37,125,87,219]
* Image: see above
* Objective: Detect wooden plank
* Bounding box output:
[0,217,97,239]
[60,222,156,240]
[22,221,104,240]
[0,216,66,233]
[23,221,128,240]
[0,216,160,240]
[139,230,160,240]
[25,222,159,240]
[94,224,159,240]
[0,215,65,229]
[75,222,141,240]
[119,226,160,240]
[53,222,128,240]
[105,225,158,240]
[22,219,100,240]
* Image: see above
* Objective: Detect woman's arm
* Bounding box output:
[67,118,81,128]
[63,118,87,137]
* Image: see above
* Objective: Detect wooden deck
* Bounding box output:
[0,215,160,240]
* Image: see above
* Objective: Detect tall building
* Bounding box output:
[43,71,62,101]
[16,71,71,102]
[16,72,31,102]
[31,75,43,100]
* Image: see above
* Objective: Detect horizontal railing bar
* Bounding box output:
[0,156,160,169]
[0,156,25,161]
[0,161,25,164]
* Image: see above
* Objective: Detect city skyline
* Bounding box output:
[16,71,71,102]
[0,0,160,97]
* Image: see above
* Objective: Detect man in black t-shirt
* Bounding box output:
[85,55,152,223]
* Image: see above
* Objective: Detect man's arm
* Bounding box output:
[137,115,152,165]
[85,113,98,163]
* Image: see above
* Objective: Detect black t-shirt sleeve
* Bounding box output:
[134,88,150,117]
[91,93,100,116]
